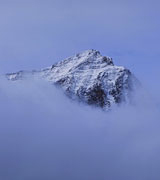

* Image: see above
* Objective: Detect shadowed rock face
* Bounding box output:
[86,84,107,108]
[6,49,138,110]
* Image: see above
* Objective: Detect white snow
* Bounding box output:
[6,49,137,109]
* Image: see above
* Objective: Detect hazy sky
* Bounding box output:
[0,0,160,92]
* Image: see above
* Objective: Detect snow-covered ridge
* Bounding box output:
[6,49,138,109]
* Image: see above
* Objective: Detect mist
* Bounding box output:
[0,77,160,180]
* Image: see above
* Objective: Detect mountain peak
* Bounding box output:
[77,49,100,56]
[50,50,114,72]
[74,49,114,66]
[6,50,138,110]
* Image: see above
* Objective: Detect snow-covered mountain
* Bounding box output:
[6,49,138,110]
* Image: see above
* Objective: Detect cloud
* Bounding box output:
[0,77,159,180]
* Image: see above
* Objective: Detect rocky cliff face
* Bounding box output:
[6,49,138,110]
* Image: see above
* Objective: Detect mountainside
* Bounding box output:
[6,49,138,110]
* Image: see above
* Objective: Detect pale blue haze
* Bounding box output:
[0,0,160,96]
[0,1,160,179]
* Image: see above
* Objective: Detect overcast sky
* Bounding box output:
[0,0,160,94]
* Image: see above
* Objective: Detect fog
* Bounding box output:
[0,77,159,180]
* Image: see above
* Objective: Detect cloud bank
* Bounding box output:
[0,77,160,180]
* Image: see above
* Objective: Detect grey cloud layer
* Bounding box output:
[0,78,160,180]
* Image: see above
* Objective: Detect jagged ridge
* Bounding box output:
[6,49,137,109]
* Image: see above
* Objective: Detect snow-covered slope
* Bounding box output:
[6,49,138,109]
